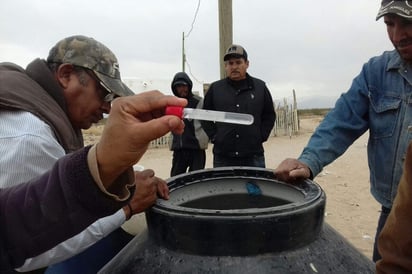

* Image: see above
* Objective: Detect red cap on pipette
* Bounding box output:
[165,106,184,119]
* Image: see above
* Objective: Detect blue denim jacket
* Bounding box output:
[299,50,412,209]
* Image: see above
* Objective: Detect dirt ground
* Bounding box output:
[84,116,379,259]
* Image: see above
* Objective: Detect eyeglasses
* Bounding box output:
[84,69,118,103]
[99,81,117,103]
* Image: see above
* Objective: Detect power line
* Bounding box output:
[185,59,202,85]
[185,0,201,39]
[183,0,202,85]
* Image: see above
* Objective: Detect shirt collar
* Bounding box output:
[387,50,405,71]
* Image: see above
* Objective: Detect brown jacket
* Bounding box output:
[376,142,412,273]
[0,60,83,153]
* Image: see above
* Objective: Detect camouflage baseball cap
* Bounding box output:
[47,35,134,97]
[376,0,412,21]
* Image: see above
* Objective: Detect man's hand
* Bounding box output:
[96,90,187,187]
[123,169,169,219]
[274,158,311,183]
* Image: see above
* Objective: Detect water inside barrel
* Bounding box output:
[179,194,290,210]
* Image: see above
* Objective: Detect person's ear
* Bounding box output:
[55,63,75,89]
[245,60,249,68]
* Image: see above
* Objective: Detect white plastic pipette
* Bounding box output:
[165,106,254,125]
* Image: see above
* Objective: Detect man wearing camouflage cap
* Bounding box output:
[274,0,412,267]
[0,35,169,272]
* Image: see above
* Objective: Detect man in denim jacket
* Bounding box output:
[275,0,412,263]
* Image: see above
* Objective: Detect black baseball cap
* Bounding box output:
[223,44,248,61]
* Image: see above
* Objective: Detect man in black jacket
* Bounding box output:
[202,44,275,168]
[169,72,209,176]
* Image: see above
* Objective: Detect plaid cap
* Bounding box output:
[47,35,134,97]
[376,0,412,20]
[224,44,248,61]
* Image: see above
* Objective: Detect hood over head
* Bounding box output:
[171,72,193,97]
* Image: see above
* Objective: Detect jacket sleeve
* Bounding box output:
[260,85,276,142]
[298,66,370,178]
[0,146,132,269]
[201,86,217,141]
[376,142,412,273]
[16,209,126,271]
[194,98,209,149]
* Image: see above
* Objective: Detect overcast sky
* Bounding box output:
[1,0,393,108]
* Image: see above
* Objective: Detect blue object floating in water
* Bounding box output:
[246,181,262,196]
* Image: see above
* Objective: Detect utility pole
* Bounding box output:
[182,32,186,72]
[218,0,232,79]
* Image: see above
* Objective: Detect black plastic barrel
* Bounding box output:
[100,167,374,273]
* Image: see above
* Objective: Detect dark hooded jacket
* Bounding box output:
[170,72,208,151]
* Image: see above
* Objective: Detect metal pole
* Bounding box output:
[218,0,232,79]
[182,32,186,72]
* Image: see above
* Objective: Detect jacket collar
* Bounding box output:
[387,50,409,71]
[25,58,68,113]
[226,73,254,92]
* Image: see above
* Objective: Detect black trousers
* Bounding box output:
[171,149,206,177]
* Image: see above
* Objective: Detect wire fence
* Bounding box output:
[273,104,299,138]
